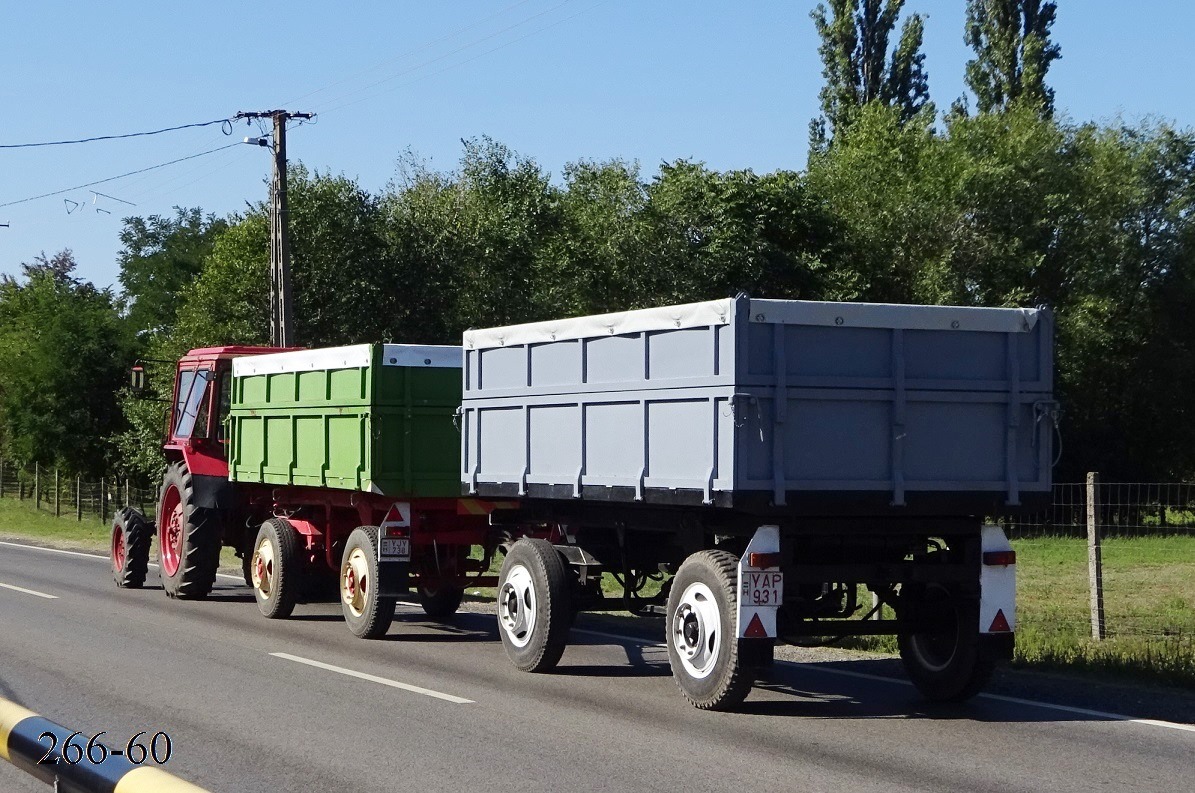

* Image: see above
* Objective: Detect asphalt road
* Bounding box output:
[1,540,1192,793]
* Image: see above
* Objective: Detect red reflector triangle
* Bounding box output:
[989,609,1010,633]
[744,612,767,638]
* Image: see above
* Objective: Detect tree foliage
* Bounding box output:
[0,252,134,475]
[118,208,227,337]
[811,0,931,146]
[963,0,1061,116]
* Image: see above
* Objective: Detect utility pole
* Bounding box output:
[234,109,313,348]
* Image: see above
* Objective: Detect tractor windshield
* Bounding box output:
[174,368,214,439]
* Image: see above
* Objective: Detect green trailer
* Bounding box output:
[227,343,463,497]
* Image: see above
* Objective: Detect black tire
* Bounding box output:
[898,584,995,702]
[340,526,396,639]
[665,550,756,710]
[111,507,153,588]
[418,584,465,620]
[496,538,572,672]
[250,518,302,619]
[157,462,221,600]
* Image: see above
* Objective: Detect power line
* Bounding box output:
[317,0,578,113]
[0,118,233,149]
[277,0,534,108]
[324,0,605,115]
[0,143,240,209]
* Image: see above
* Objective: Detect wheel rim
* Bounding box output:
[671,582,722,679]
[160,485,183,577]
[252,535,276,600]
[498,564,536,648]
[341,547,371,618]
[112,525,125,573]
[910,596,959,672]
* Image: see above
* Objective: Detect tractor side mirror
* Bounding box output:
[130,364,148,396]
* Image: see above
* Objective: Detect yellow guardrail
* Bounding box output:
[0,696,209,792]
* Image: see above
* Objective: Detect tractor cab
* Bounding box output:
[165,346,291,476]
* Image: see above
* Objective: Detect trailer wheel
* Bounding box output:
[157,462,221,600]
[340,526,396,639]
[418,584,465,620]
[250,518,302,618]
[665,550,755,710]
[497,538,571,672]
[111,507,153,588]
[898,583,995,702]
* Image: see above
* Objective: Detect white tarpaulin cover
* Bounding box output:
[749,299,1040,333]
[463,299,734,349]
[232,343,460,376]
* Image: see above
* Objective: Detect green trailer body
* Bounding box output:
[227,343,462,497]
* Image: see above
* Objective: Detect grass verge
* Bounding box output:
[0,497,240,572]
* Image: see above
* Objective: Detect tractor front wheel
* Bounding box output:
[111,507,153,588]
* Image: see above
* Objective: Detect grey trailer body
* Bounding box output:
[464,296,1051,711]
[461,296,1054,517]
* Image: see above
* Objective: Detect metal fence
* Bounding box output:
[0,458,157,525]
[998,475,1195,645]
[1004,481,1195,538]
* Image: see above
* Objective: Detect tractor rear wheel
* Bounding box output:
[157,462,221,599]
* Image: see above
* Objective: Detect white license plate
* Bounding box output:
[379,537,410,560]
[742,571,783,607]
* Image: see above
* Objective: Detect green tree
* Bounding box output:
[117,208,228,337]
[0,252,134,475]
[638,162,847,303]
[963,0,1061,116]
[811,0,931,147]
[382,138,560,339]
[173,167,396,349]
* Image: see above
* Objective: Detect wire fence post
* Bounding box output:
[124,478,130,508]
[100,476,107,523]
[0,457,5,497]
[1087,471,1106,640]
[54,468,60,517]
[33,462,40,509]
[75,475,82,522]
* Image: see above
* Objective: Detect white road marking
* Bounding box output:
[0,540,106,560]
[572,628,1195,735]
[0,581,58,599]
[270,652,474,704]
[0,539,243,581]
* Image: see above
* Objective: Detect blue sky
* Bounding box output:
[1,1,1191,289]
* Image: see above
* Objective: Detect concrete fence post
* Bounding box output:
[0,457,5,497]
[1087,471,1106,640]
[75,475,82,521]
[100,476,107,523]
[33,462,40,509]
[54,468,60,517]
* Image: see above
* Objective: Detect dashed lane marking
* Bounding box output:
[269,652,474,704]
[0,581,58,599]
